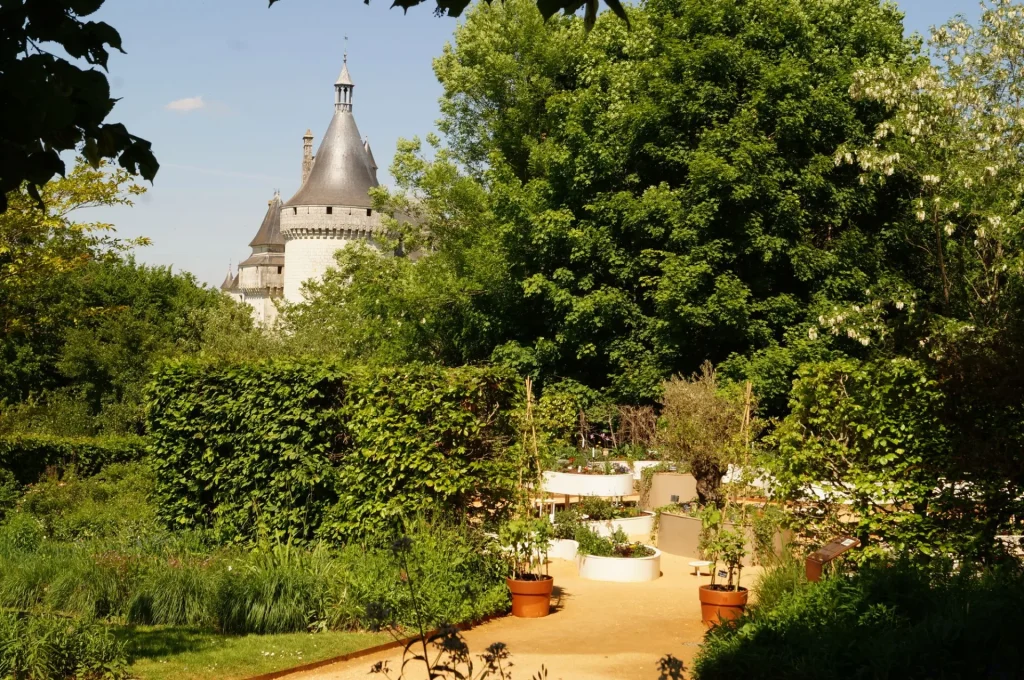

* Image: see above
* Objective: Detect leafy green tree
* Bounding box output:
[1,162,221,434]
[770,358,952,559]
[294,0,913,403]
[0,0,157,212]
[768,0,1024,560]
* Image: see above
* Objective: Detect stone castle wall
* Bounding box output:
[280,205,384,303]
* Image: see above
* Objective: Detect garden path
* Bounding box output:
[285,553,761,680]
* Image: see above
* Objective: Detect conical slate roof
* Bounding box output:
[248,193,284,249]
[336,59,353,86]
[220,267,235,291]
[284,110,377,207]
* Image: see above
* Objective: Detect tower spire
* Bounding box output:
[335,44,353,112]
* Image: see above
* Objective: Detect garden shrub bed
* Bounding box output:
[147,360,518,543]
[0,434,147,485]
[693,563,1024,680]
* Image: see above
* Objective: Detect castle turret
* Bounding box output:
[280,54,383,303]
[237,192,285,324]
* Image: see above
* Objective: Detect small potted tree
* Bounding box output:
[500,517,554,618]
[697,508,749,627]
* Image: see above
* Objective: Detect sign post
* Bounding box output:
[805,536,860,582]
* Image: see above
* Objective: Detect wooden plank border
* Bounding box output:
[242,613,507,680]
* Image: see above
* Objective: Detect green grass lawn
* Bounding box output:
[114,625,394,680]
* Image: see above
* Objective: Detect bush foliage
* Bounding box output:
[694,563,1024,680]
[0,434,147,486]
[147,360,518,543]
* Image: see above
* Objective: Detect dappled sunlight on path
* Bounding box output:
[285,554,761,680]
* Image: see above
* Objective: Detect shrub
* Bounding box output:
[0,469,18,521]
[0,434,146,486]
[694,563,1024,680]
[16,462,158,542]
[147,359,518,543]
[336,518,510,630]
[657,364,754,506]
[0,610,129,679]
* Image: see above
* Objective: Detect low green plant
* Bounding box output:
[498,517,551,579]
[0,469,19,522]
[575,527,654,558]
[577,497,643,521]
[0,610,129,679]
[700,508,747,590]
[694,563,1024,680]
[16,462,158,543]
[552,509,582,540]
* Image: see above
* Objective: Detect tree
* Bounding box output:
[294,0,913,403]
[270,0,628,32]
[0,0,158,213]
[770,358,951,559]
[656,362,751,506]
[769,0,1024,560]
[1,161,220,434]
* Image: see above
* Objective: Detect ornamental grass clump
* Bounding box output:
[0,610,129,680]
[213,544,337,635]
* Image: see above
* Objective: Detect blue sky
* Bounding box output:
[82,0,981,287]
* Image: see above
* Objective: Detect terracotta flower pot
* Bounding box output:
[507,575,554,618]
[698,585,748,627]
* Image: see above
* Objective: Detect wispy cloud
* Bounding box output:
[166,96,206,112]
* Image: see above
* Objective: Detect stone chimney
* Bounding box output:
[301,129,314,184]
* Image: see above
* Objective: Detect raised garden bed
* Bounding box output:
[542,470,634,497]
[578,546,662,582]
[586,510,655,540]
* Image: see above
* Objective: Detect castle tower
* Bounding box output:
[280,54,382,303]
[237,192,286,323]
[219,265,242,304]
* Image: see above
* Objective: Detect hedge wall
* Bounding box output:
[146,360,519,544]
[0,434,148,485]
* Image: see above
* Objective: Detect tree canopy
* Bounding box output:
[0,0,158,213]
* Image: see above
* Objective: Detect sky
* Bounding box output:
[80,0,983,288]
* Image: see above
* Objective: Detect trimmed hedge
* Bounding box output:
[0,434,147,485]
[146,360,518,543]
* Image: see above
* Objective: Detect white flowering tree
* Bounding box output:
[772,1,1024,561]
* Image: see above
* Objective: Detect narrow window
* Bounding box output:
[366,208,372,217]
[326,206,333,215]
[292,207,297,215]
[277,266,282,274]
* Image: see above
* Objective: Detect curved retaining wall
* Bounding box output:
[542,471,634,497]
[578,547,662,582]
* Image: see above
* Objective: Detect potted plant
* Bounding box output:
[499,517,554,618]
[697,508,749,627]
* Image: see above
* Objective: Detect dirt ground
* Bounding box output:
[285,553,760,680]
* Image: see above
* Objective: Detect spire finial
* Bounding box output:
[334,47,354,111]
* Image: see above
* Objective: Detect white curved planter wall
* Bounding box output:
[543,471,634,497]
[547,538,579,561]
[578,547,662,582]
[632,461,661,480]
[586,511,655,540]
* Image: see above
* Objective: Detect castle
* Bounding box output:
[221,55,383,324]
